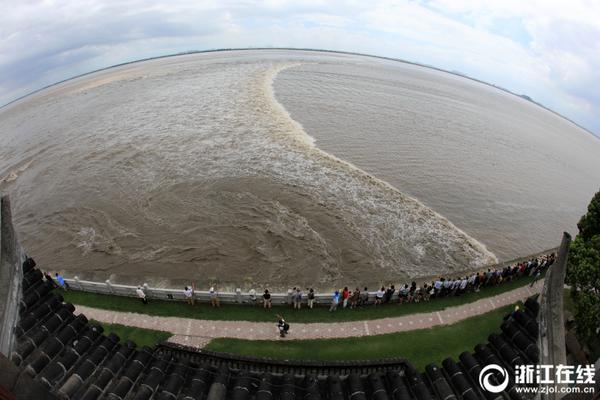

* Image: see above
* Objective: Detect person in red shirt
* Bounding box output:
[342,286,350,308]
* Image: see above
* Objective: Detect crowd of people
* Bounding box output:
[44,252,555,311]
[271,252,555,311]
[324,252,555,311]
[42,271,70,291]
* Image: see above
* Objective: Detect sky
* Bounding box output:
[2,0,600,136]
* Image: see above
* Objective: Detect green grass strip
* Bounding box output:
[90,320,171,348]
[62,275,537,323]
[205,304,515,370]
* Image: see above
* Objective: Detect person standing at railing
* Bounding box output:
[55,273,69,291]
[293,288,303,310]
[342,287,350,308]
[383,285,395,304]
[350,287,360,309]
[209,287,220,307]
[184,286,194,306]
[375,286,385,305]
[44,271,58,288]
[248,289,257,305]
[307,288,315,309]
[458,277,468,295]
[263,289,272,309]
[329,290,340,312]
[359,287,369,306]
[398,284,409,304]
[136,286,148,305]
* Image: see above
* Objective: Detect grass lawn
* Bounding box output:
[90,320,171,348]
[205,304,515,370]
[62,275,537,323]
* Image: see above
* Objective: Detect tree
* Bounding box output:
[567,189,600,340]
[577,190,600,241]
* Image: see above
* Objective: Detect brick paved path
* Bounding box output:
[76,281,542,349]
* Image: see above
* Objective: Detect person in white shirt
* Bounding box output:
[136,286,148,305]
[443,279,452,293]
[375,287,385,305]
[459,278,468,295]
[434,279,443,297]
[468,273,477,286]
[248,289,257,305]
[184,286,194,305]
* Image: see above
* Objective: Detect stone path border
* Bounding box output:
[75,280,543,349]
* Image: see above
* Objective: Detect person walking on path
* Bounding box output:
[293,288,303,310]
[530,268,542,287]
[329,290,340,312]
[307,288,315,309]
[277,315,290,337]
[184,286,194,306]
[263,289,272,309]
[209,287,220,307]
[136,286,148,305]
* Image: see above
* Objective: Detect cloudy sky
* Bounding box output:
[2,0,600,136]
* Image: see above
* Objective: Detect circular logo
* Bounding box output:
[479,364,509,393]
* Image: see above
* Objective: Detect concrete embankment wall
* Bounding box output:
[0,196,25,357]
[538,232,570,400]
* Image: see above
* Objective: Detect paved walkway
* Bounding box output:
[75,281,543,349]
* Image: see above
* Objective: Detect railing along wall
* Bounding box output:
[63,246,559,306]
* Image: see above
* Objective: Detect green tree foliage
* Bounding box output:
[577,190,600,240]
[567,189,600,340]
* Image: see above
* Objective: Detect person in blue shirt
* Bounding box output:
[329,290,340,312]
[55,273,69,290]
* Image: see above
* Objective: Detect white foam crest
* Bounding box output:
[263,63,317,147]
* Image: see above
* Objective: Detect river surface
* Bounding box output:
[1,50,598,289]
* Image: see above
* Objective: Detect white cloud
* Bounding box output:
[1,0,599,135]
